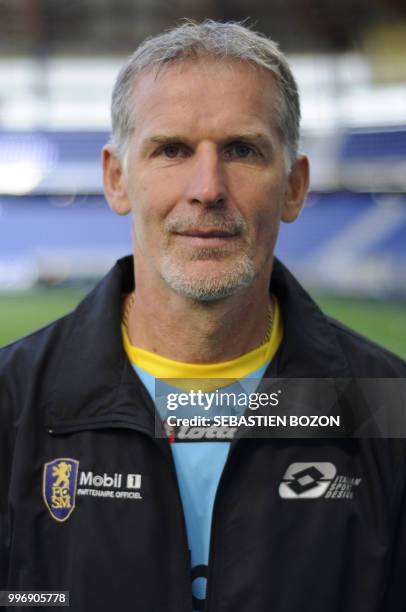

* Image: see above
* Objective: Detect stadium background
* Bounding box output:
[0,0,405,358]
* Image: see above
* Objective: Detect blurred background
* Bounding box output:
[0,0,405,357]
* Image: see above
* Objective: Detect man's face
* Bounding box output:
[110,57,306,301]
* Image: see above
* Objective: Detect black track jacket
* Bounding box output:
[1,255,406,612]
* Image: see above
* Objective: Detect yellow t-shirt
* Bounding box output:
[122,297,282,381]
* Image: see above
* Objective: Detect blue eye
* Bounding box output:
[160,144,187,158]
[226,143,258,159]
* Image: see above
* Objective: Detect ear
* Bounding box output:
[102,145,131,215]
[281,155,310,223]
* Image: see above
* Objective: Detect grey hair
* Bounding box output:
[110,19,301,170]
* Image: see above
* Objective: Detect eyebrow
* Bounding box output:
[225,132,275,152]
[141,135,184,148]
[139,135,183,157]
[139,131,275,156]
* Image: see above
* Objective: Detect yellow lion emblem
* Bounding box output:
[43,458,79,522]
[52,461,72,489]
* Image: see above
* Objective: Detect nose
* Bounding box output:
[184,145,227,206]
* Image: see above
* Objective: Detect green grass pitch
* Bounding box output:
[0,288,405,360]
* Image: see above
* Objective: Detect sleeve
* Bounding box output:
[380,446,406,610]
[0,349,19,589]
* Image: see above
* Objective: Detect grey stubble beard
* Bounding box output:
[159,244,258,302]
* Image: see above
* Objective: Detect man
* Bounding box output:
[1,19,405,612]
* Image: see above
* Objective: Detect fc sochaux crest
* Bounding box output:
[43,458,79,522]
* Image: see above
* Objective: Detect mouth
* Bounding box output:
[174,230,238,247]
[176,229,237,238]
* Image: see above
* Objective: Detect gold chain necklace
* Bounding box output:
[122,292,274,347]
[122,291,136,330]
[262,297,274,345]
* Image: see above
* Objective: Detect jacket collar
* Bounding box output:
[45,255,351,432]
[268,260,351,378]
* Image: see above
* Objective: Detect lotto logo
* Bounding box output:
[279,462,337,499]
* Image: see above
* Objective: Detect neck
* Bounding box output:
[124,275,273,364]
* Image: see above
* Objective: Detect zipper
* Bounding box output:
[204,438,241,612]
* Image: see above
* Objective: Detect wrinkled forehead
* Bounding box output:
[129,56,284,134]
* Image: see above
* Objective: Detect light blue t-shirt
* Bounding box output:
[132,361,271,610]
